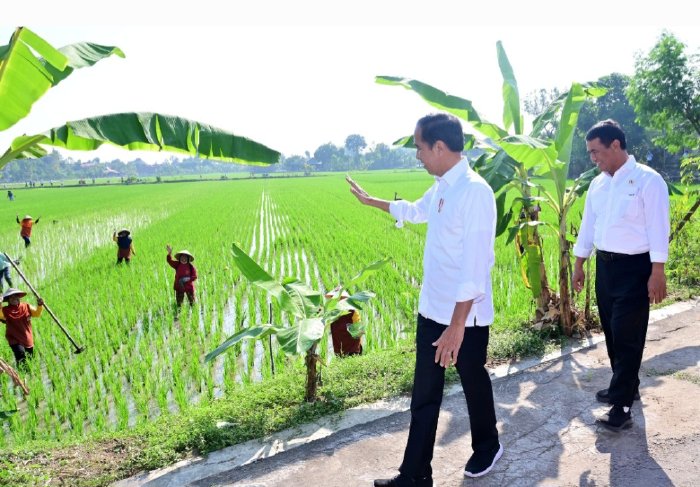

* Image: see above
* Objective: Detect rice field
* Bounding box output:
[0,170,587,445]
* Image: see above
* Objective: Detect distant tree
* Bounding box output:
[524,88,562,139]
[628,31,700,240]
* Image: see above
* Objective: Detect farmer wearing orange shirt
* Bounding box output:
[166,245,197,307]
[17,215,40,248]
[325,288,363,356]
[0,288,44,368]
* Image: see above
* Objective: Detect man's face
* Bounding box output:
[586,137,621,175]
[414,127,440,176]
[8,296,20,306]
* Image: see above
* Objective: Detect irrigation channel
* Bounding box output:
[0,172,572,445]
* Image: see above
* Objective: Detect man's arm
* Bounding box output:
[645,175,670,304]
[572,187,597,293]
[346,176,390,212]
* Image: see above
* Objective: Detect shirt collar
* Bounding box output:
[609,154,636,179]
[435,158,468,187]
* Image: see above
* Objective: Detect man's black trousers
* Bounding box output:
[596,251,652,407]
[399,314,499,479]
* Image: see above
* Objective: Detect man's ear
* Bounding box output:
[434,140,446,154]
[611,139,621,151]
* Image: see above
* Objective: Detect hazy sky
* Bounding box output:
[2,0,699,163]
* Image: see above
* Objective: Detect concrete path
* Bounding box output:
[117,300,700,487]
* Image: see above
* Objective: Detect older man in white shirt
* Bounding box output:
[573,119,670,432]
[347,113,502,487]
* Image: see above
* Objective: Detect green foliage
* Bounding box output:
[627,32,700,153]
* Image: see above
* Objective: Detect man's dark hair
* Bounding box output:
[585,119,627,150]
[416,113,465,152]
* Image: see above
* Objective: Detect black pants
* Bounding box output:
[596,252,651,407]
[10,343,34,368]
[22,235,31,248]
[399,315,499,479]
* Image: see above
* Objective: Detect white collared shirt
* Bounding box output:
[573,155,670,263]
[389,159,496,326]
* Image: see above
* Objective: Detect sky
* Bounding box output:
[2,0,699,164]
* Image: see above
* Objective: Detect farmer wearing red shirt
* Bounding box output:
[17,215,40,248]
[0,288,44,368]
[166,245,197,306]
[113,229,135,264]
[325,288,363,356]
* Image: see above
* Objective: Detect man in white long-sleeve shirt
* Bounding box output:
[347,113,502,486]
[572,119,670,432]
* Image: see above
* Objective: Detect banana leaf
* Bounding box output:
[276,318,325,354]
[496,41,522,134]
[0,27,124,131]
[2,112,280,167]
[204,324,278,362]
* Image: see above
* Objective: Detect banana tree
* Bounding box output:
[377,41,605,335]
[0,26,280,168]
[206,243,389,402]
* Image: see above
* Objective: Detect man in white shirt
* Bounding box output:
[572,119,670,432]
[347,113,502,486]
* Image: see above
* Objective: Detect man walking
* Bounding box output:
[572,119,670,431]
[348,113,502,486]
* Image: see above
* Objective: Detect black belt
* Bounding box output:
[596,250,648,261]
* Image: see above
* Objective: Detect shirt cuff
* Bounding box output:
[573,245,593,259]
[649,251,667,263]
[388,201,404,228]
[456,281,485,303]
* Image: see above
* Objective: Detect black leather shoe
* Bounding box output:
[374,474,433,487]
[596,405,633,431]
[596,388,640,404]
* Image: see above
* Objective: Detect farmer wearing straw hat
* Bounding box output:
[16,215,40,248]
[325,288,363,356]
[0,288,44,368]
[113,229,135,264]
[166,245,198,306]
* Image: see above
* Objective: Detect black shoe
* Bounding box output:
[464,442,503,478]
[596,388,640,404]
[374,474,433,487]
[596,405,633,431]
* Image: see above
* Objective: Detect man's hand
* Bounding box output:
[166,244,172,255]
[648,264,667,304]
[572,267,585,293]
[346,175,372,205]
[432,324,465,368]
[37,298,44,306]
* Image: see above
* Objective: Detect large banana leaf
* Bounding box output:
[231,243,306,317]
[0,27,124,132]
[376,76,508,140]
[276,318,325,354]
[496,41,522,135]
[204,324,278,362]
[1,113,280,167]
[499,135,558,170]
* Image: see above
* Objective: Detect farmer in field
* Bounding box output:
[572,119,670,432]
[0,288,44,369]
[16,215,40,248]
[7,190,14,201]
[0,254,19,292]
[166,245,197,306]
[113,229,135,264]
[348,113,502,485]
[325,288,362,357]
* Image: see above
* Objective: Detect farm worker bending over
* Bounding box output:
[0,254,19,292]
[166,245,197,306]
[0,288,44,369]
[325,288,362,356]
[113,229,135,264]
[17,214,40,248]
[348,113,502,485]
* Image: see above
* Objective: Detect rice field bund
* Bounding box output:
[0,170,636,445]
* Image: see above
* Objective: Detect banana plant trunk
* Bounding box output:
[304,344,320,402]
[558,223,574,335]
